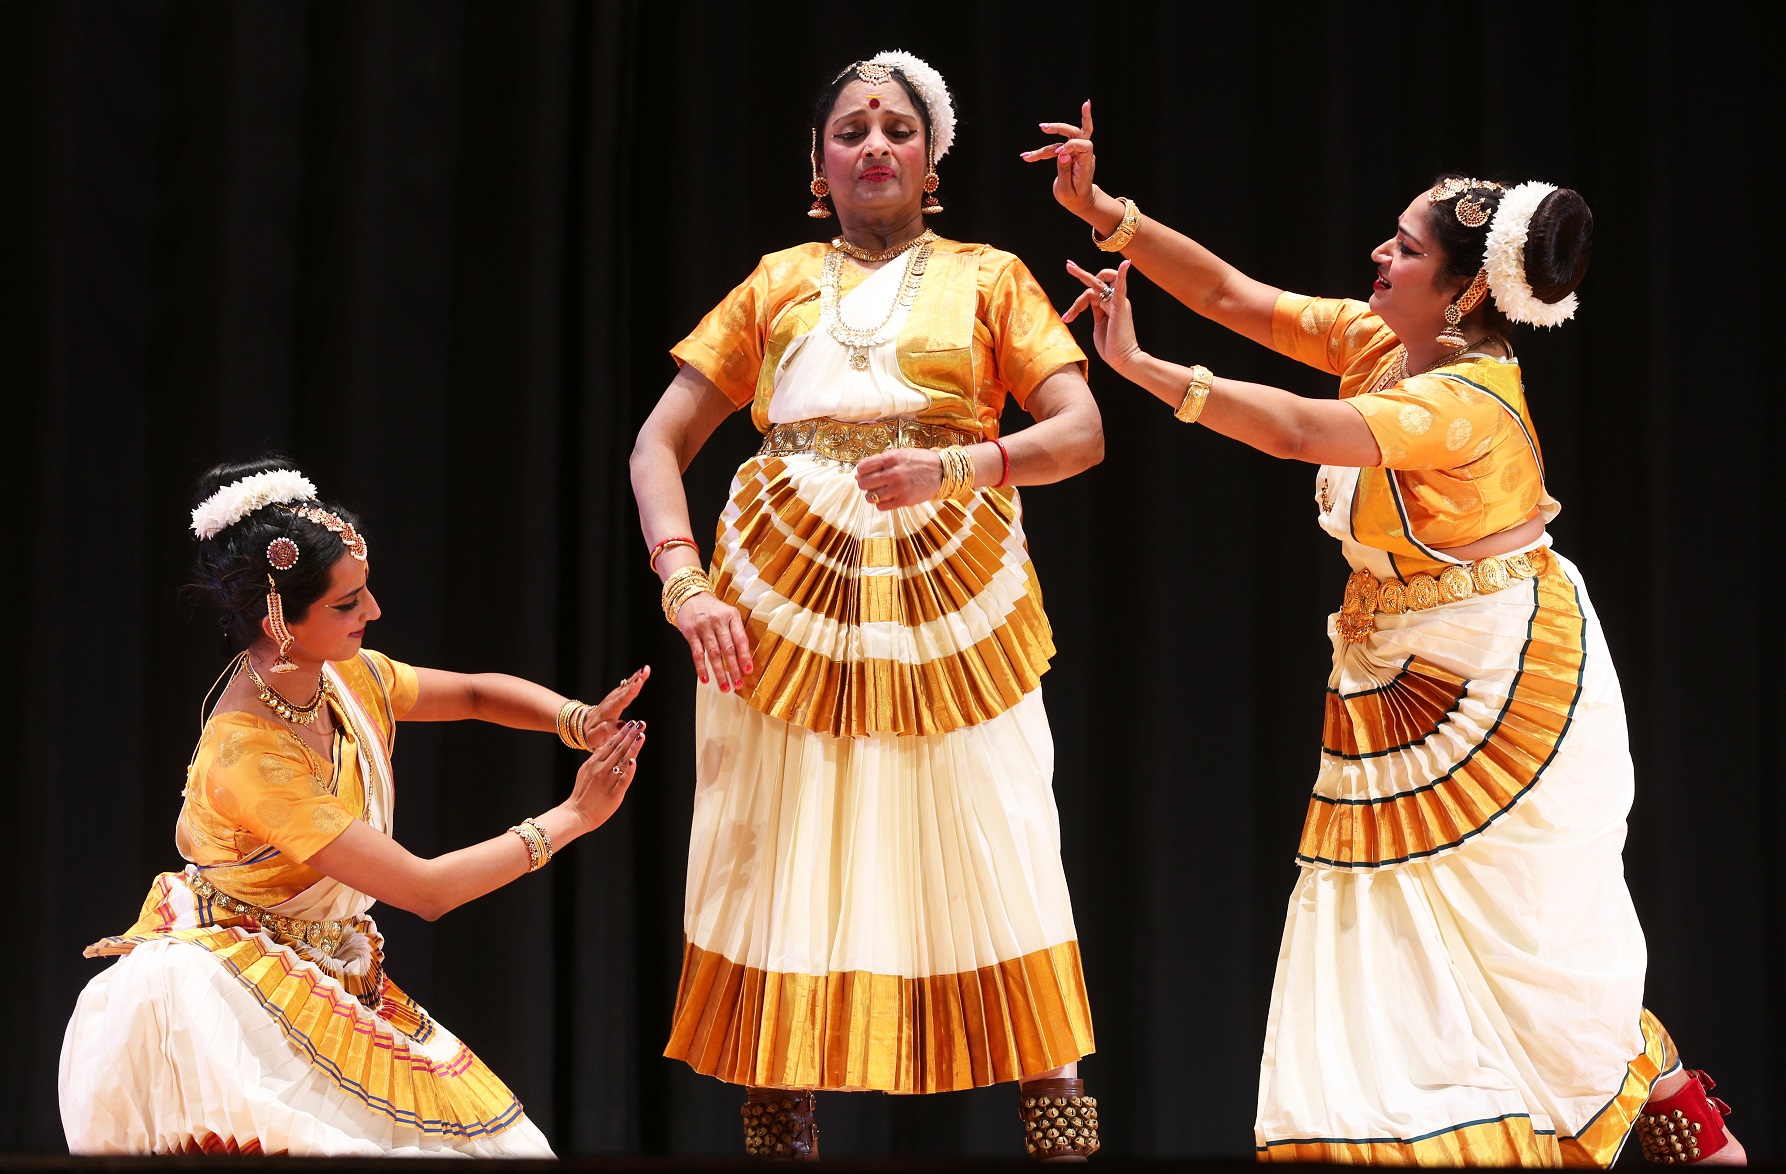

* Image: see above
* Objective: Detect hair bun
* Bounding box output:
[1524,188,1593,305]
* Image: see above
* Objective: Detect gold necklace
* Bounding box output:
[830,228,935,263]
[1367,335,1505,396]
[243,656,332,727]
[820,239,934,371]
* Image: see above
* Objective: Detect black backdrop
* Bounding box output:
[5,0,1781,1159]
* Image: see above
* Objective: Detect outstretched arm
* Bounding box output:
[306,721,646,920]
[1023,101,1281,349]
[1065,260,1379,466]
[406,666,649,749]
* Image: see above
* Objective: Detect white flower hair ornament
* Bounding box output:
[1484,181,1578,328]
[863,50,956,161]
[190,469,318,540]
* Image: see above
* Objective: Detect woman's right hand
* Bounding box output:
[1061,258,1144,375]
[676,591,754,693]
[1021,100,1098,219]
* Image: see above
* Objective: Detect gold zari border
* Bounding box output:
[665,939,1095,1094]
[1301,560,1586,868]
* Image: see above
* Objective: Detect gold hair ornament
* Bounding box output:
[808,128,832,219]
[1427,177,1504,228]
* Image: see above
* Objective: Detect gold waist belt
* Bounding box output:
[1337,547,1552,644]
[188,869,364,958]
[758,417,979,465]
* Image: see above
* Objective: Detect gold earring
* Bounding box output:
[921,142,943,215]
[266,575,298,673]
[807,128,832,219]
[1438,267,1489,348]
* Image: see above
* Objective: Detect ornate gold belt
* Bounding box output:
[187,869,363,958]
[758,417,979,465]
[1337,547,1552,643]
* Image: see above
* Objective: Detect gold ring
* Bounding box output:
[865,490,879,503]
[1097,284,1114,301]
[611,765,623,776]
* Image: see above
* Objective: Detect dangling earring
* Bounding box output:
[807,129,832,219]
[921,141,943,215]
[1438,267,1489,348]
[265,574,298,673]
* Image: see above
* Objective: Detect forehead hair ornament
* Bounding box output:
[1428,176,1504,228]
[1484,180,1580,328]
[287,505,368,561]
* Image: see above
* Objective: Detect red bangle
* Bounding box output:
[649,536,699,574]
[993,437,1011,488]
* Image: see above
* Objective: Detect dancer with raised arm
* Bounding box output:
[632,52,1104,1161]
[59,457,649,1156]
[1024,106,1744,1166]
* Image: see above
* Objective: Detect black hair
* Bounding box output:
[1426,173,1594,335]
[186,455,364,656]
[809,61,934,182]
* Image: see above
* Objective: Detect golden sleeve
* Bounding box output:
[204,724,356,864]
[1271,293,1397,376]
[670,259,772,408]
[356,648,420,720]
[985,255,1087,406]
[1348,374,1511,471]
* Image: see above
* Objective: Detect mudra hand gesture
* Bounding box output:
[563,720,647,833]
[854,448,944,510]
[578,665,651,749]
[1021,100,1100,217]
[1062,259,1142,376]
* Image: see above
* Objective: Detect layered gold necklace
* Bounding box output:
[820,235,935,371]
[1365,335,1507,396]
[243,655,333,727]
[830,228,935,263]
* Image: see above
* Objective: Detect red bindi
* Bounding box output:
[868,97,880,109]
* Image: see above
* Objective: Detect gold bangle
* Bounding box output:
[521,816,554,867]
[555,700,590,751]
[1175,364,1214,424]
[1093,197,1141,252]
[934,445,975,502]
[509,821,545,871]
[661,565,715,625]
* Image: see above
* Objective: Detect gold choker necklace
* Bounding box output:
[243,656,331,727]
[831,229,936,263]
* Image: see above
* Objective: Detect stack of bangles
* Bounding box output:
[555,698,592,750]
[936,445,976,501]
[1175,364,1214,424]
[661,564,715,626]
[508,816,555,872]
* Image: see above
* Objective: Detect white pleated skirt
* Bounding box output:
[1255,546,1674,1167]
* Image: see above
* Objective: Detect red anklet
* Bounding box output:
[1634,1070,1732,1164]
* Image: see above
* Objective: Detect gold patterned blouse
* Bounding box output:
[1272,293,1555,572]
[673,237,1087,437]
[175,650,417,909]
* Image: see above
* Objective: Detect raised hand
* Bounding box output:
[1061,258,1143,376]
[579,664,651,749]
[1020,100,1098,216]
[564,720,646,834]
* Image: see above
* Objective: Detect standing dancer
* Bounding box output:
[1026,107,1745,1166]
[632,52,1104,1161]
[60,457,649,1156]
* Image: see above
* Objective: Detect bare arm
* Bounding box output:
[1023,101,1281,349]
[405,665,650,748]
[629,365,755,692]
[306,722,646,921]
[1067,260,1380,467]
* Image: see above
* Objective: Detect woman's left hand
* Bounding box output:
[1062,258,1144,376]
[855,448,945,510]
[578,664,650,749]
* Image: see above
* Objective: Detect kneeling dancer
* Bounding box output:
[60,458,648,1156]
